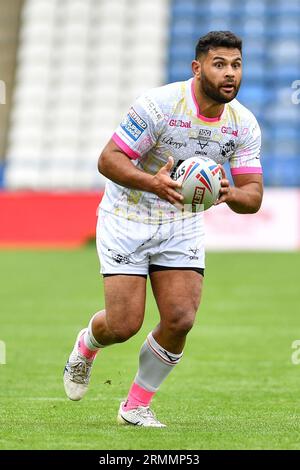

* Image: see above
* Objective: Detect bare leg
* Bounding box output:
[150,269,203,353]
[64,274,147,401]
[91,275,147,345]
[121,269,203,417]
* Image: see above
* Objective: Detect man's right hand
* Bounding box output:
[151,157,184,206]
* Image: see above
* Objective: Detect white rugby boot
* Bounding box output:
[63,328,94,401]
[117,401,166,427]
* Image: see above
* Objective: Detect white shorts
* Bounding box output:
[96,210,205,276]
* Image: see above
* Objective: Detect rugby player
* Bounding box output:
[64,31,263,427]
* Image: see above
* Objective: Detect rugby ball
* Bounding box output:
[174,157,222,212]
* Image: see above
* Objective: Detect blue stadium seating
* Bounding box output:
[168,0,300,186]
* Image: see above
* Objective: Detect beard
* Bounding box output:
[200,70,241,104]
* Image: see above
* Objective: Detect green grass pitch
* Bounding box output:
[0,248,300,450]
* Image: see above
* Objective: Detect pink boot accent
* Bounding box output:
[123,382,155,411]
[78,334,98,360]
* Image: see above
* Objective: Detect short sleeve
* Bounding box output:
[230,116,262,176]
[112,93,165,160]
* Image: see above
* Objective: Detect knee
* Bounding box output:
[108,320,142,343]
[165,307,196,337]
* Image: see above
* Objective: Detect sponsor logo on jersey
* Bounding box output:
[129,107,147,129]
[169,119,191,128]
[161,136,187,149]
[197,140,209,150]
[120,107,147,141]
[189,129,212,156]
[189,129,237,161]
[198,128,212,137]
[220,139,236,158]
[194,138,210,156]
[221,126,239,137]
[140,96,164,124]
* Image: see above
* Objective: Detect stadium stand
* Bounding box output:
[168,0,300,186]
[2,0,300,189]
[0,0,23,188]
[4,0,169,189]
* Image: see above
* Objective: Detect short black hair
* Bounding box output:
[195,31,242,59]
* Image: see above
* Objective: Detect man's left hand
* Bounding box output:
[215,166,234,205]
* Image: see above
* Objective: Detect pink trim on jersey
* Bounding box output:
[112,133,140,160]
[231,167,262,175]
[123,382,155,411]
[191,78,224,122]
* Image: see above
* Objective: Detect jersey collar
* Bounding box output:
[190,77,225,122]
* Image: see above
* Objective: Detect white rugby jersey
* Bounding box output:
[100,78,262,224]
